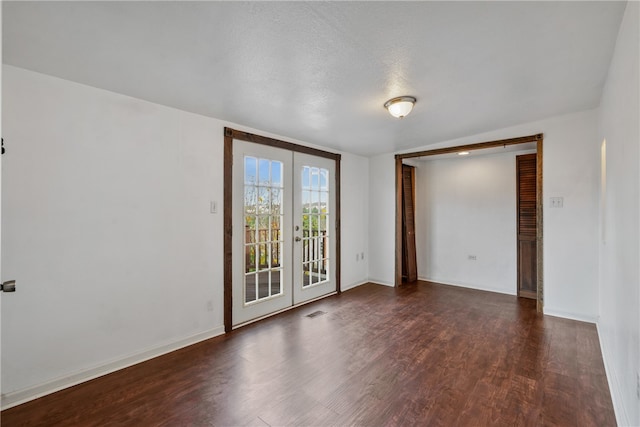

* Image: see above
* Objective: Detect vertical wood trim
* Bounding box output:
[536,136,544,312]
[223,128,233,333]
[335,159,342,294]
[411,164,416,210]
[394,156,403,287]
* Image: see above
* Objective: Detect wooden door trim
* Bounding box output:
[394,156,404,289]
[536,138,543,312]
[225,128,341,161]
[223,127,342,332]
[399,134,542,159]
[224,132,233,331]
[394,133,544,312]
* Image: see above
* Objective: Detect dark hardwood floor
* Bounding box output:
[1,282,615,426]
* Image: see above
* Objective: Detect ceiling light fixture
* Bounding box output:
[384,96,417,118]
[458,151,470,156]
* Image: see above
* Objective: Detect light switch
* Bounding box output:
[210,201,218,214]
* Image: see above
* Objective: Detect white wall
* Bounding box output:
[340,153,370,290]
[415,150,534,295]
[1,65,370,406]
[369,109,600,321]
[542,111,600,321]
[367,153,395,286]
[597,2,639,425]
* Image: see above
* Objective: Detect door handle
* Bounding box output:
[1,280,16,292]
[295,236,301,242]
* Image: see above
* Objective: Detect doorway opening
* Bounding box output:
[394,134,544,312]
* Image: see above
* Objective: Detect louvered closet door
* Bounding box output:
[517,153,537,299]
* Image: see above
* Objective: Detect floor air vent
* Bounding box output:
[306,310,326,318]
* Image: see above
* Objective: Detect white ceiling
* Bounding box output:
[3,1,626,156]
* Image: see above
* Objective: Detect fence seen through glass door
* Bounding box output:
[300,166,330,287]
[244,156,284,304]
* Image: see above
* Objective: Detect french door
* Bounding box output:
[232,140,336,327]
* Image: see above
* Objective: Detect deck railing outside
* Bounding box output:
[245,227,327,274]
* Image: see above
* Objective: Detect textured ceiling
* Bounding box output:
[3,1,627,156]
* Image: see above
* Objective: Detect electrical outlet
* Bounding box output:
[206,300,214,312]
[550,197,564,208]
[468,255,477,261]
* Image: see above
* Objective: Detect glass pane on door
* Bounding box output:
[244,156,284,304]
[300,166,330,287]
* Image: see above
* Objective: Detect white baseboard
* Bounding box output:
[341,280,369,291]
[1,326,225,410]
[542,307,597,324]
[419,277,517,296]
[367,278,394,287]
[596,322,629,427]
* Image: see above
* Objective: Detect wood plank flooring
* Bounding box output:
[1,282,616,426]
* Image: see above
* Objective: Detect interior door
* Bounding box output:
[232,142,336,327]
[517,153,537,299]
